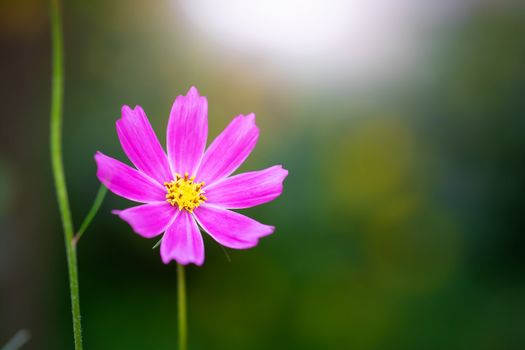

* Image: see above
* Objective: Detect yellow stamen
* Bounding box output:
[164,172,206,213]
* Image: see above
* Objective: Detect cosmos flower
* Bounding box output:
[95,87,288,265]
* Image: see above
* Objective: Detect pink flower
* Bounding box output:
[95,87,288,265]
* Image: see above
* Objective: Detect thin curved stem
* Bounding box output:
[50,0,83,349]
[177,264,188,350]
[73,185,108,245]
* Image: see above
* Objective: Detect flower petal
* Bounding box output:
[113,202,175,238]
[167,86,208,176]
[196,114,259,185]
[160,211,205,265]
[193,204,274,249]
[95,151,166,203]
[116,105,172,184]
[205,165,288,209]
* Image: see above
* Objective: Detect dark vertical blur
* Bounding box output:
[1,1,524,349]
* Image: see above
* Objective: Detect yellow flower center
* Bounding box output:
[164,172,207,213]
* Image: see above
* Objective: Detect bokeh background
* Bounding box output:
[1,0,525,349]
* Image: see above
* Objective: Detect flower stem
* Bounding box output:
[177,264,188,350]
[50,0,83,349]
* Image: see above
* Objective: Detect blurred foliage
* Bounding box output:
[1,1,525,350]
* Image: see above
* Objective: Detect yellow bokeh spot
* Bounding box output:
[164,172,207,212]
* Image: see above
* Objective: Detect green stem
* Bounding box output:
[50,0,83,349]
[73,185,108,245]
[177,264,188,350]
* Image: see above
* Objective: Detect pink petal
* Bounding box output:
[193,204,274,249]
[113,202,175,238]
[160,211,205,265]
[196,114,259,185]
[95,151,166,203]
[167,87,208,176]
[205,165,288,209]
[116,105,172,184]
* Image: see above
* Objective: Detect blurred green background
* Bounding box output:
[1,1,525,349]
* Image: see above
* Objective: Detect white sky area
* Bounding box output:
[177,0,472,87]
